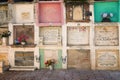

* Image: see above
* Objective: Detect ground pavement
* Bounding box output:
[0,69,120,80]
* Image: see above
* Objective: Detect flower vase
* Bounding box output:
[21,41,26,45]
[2,37,7,46]
[49,64,54,70]
[49,66,53,70]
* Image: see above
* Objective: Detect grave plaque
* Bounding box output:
[96,50,119,69]
[67,49,91,69]
[14,4,34,23]
[95,26,118,46]
[40,27,61,45]
[0,5,8,24]
[67,26,89,45]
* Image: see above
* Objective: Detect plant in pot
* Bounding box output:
[0,31,11,45]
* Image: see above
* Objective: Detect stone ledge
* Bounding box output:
[10,44,36,48]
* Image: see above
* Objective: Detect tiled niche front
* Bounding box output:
[12,4,34,23]
[39,26,62,45]
[66,1,90,22]
[94,1,119,22]
[95,26,119,46]
[0,4,8,25]
[37,1,64,26]
[67,49,91,69]
[96,49,119,70]
[15,51,34,66]
[40,49,62,69]
[13,25,34,45]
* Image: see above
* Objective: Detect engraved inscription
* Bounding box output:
[40,27,61,45]
[67,26,89,45]
[95,26,118,46]
[96,50,118,68]
[21,12,30,20]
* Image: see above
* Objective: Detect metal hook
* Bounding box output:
[61,56,67,64]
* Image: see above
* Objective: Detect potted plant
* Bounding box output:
[0,31,11,45]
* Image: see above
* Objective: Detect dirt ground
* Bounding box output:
[0,69,120,80]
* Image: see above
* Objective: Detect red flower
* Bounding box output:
[44,59,56,67]
[18,34,29,42]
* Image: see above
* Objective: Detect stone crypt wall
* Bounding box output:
[0,0,120,70]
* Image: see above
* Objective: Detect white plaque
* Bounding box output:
[96,50,119,69]
[73,6,83,21]
[67,26,89,45]
[95,26,118,46]
[14,4,34,23]
[40,27,61,45]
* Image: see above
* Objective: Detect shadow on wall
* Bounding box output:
[0,0,8,2]
[14,0,33,2]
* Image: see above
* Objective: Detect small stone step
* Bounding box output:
[9,67,36,71]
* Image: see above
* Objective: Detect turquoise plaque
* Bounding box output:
[94,2,119,22]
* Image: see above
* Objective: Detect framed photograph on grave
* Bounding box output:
[67,26,89,46]
[96,50,119,70]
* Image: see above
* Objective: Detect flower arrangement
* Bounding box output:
[101,13,113,22]
[0,31,11,38]
[18,34,29,43]
[45,59,56,67]
[15,34,29,45]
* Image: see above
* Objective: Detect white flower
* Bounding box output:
[102,13,108,18]
[109,13,113,17]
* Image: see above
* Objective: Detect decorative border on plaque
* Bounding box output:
[39,27,61,45]
[67,26,89,46]
[95,26,119,46]
[96,50,119,70]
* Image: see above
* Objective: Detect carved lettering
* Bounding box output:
[95,26,118,46]
[68,26,89,45]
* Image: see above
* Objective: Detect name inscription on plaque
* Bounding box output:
[40,27,61,45]
[95,26,118,46]
[96,50,118,69]
[67,26,89,45]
